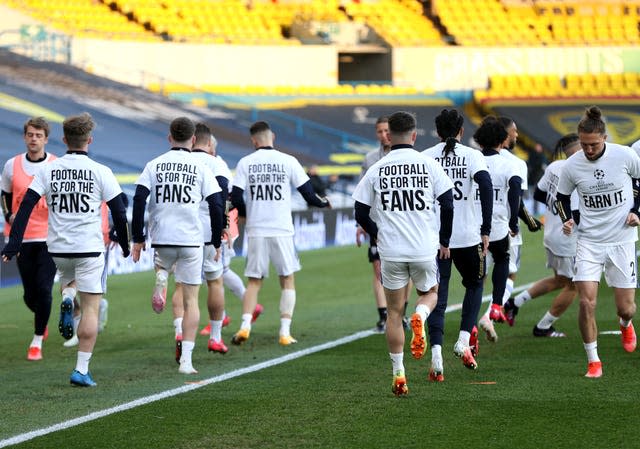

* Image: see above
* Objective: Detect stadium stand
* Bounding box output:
[1,0,157,41]
[475,72,640,103]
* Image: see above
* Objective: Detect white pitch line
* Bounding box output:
[0,330,375,448]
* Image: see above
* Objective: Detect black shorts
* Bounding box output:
[367,245,380,263]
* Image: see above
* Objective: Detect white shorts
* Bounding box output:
[545,248,575,278]
[381,258,438,291]
[485,241,520,274]
[203,245,223,281]
[508,237,521,274]
[53,255,105,294]
[244,236,301,278]
[573,241,637,288]
[154,246,203,285]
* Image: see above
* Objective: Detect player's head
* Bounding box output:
[375,116,390,150]
[577,106,607,161]
[498,116,517,150]
[553,133,580,161]
[169,117,196,147]
[474,115,508,151]
[23,116,49,154]
[387,111,417,146]
[249,121,274,148]
[194,122,214,155]
[435,109,464,156]
[62,112,94,151]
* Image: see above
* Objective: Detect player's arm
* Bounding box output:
[354,201,377,243]
[206,191,224,248]
[106,192,130,257]
[630,178,640,218]
[132,184,150,243]
[473,170,492,237]
[437,189,453,248]
[533,186,547,204]
[297,181,331,208]
[507,176,522,235]
[1,188,40,260]
[1,190,12,223]
[554,192,572,224]
[518,200,542,232]
[230,186,246,218]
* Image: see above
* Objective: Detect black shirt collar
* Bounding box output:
[66,150,88,156]
[390,144,414,150]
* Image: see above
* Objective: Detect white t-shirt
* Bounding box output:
[28,153,122,253]
[631,139,640,156]
[232,148,309,237]
[191,150,223,243]
[352,147,454,262]
[500,149,527,245]
[423,141,488,248]
[537,159,578,256]
[478,150,518,242]
[136,149,219,246]
[215,155,233,191]
[557,143,640,245]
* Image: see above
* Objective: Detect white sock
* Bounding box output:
[514,290,532,308]
[431,344,442,361]
[180,340,195,365]
[583,341,600,363]
[415,304,430,322]
[62,287,77,301]
[536,311,558,329]
[389,352,404,376]
[280,318,292,337]
[223,269,246,300]
[173,317,183,337]
[73,315,81,334]
[620,317,632,328]
[458,330,471,347]
[75,351,92,374]
[210,320,223,341]
[30,335,43,348]
[240,313,253,330]
[502,278,514,305]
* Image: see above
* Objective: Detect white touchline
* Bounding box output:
[2,279,613,448]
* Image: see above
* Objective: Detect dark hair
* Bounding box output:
[375,116,389,125]
[170,117,195,142]
[498,116,514,130]
[577,106,606,135]
[473,115,508,150]
[388,111,416,135]
[435,109,464,156]
[24,116,50,138]
[553,133,579,160]
[194,122,212,147]
[63,112,94,149]
[249,121,271,135]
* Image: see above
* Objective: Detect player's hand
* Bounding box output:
[356,226,367,247]
[481,235,490,256]
[222,228,232,248]
[439,245,450,260]
[526,216,543,232]
[626,212,640,227]
[562,218,574,235]
[132,242,145,262]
